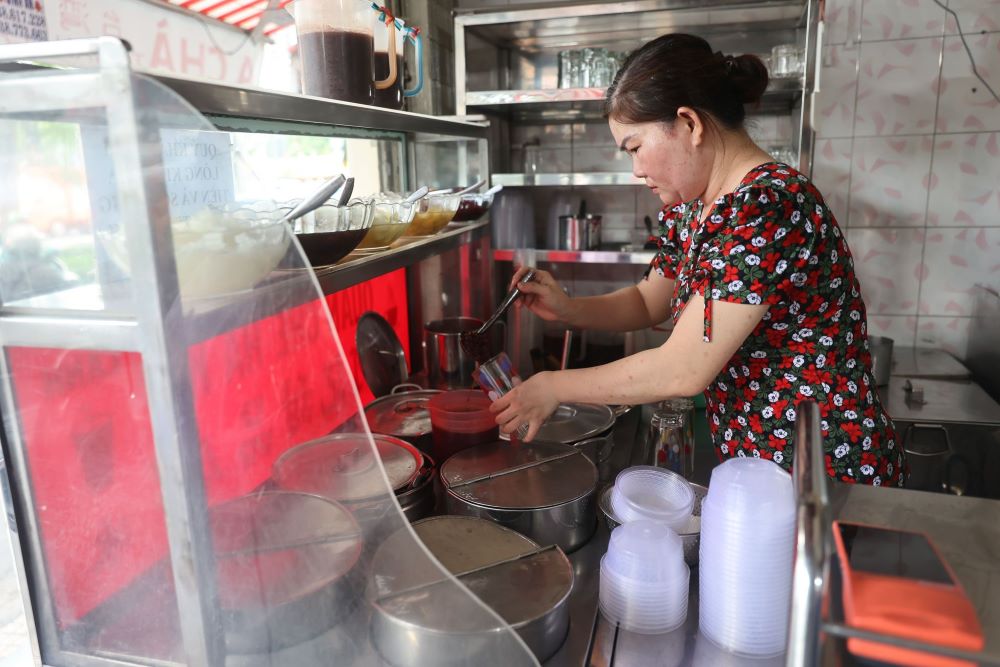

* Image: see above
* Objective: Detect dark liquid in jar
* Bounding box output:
[432,424,499,460]
[299,30,374,105]
[373,52,404,109]
[296,229,368,266]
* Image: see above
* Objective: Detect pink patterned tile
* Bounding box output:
[944,0,1000,34]
[936,34,1000,133]
[812,138,853,225]
[815,45,859,138]
[848,137,932,227]
[860,0,947,40]
[867,315,918,346]
[847,228,925,315]
[927,133,1000,226]
[920,227,1000,315]
[855,38,942,136]
[825,0,861,45]
[915,316,973,360]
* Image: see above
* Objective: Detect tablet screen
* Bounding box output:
[837,523,953,585]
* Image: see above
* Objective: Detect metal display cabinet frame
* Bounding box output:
[0,37,490,667]
[455,0,821,187]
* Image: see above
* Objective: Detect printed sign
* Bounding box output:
[0,0,48,44]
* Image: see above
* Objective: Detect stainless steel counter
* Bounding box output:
[543,411,1000,666]
[882,375,1000,427]
[891,346,972,380]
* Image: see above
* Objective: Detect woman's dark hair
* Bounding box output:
[605,33,769,130]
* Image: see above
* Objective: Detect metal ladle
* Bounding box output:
[460,270,536,362]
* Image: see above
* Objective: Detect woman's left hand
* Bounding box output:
[489,371,560,442]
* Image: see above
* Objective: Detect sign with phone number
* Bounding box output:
[0,0,48,44]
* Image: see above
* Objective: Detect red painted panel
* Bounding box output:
[5,269,409,628]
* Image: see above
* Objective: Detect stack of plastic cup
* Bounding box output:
[698,458,795,656]
[610,466,695,531]
[600,520,689,634]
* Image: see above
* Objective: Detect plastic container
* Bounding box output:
[427,390,499,461]
[698,458,795,657]
[610,466,694,530]
[599,521,689,634]
[292,0,378,104]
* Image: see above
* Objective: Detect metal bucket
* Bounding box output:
[423,317,495,389]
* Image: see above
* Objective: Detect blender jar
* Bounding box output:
[293,0,375,104]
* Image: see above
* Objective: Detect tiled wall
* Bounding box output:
[813,0,1000,361]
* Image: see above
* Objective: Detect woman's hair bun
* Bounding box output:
[728,53,769,105]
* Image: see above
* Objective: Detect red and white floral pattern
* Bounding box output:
[649,163,905,486]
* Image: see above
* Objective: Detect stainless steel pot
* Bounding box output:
[423,317,500,389]
[870,335,894,386]
[211,492,363,654]
[364,386,441,454]
[370,516,573,664]
[440,441,597,552]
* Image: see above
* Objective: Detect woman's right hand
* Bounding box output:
[509,267,573,323]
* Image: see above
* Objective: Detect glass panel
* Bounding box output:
[412,135,488,191]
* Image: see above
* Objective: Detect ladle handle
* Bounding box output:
[476,269,535,336]
[282,173,346,222]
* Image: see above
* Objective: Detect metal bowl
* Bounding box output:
[598,481,707,566]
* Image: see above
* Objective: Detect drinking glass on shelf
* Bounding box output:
[590,48,613,88]
[771,43,803,78]
[561,51,583,88]
[579,48,595,88]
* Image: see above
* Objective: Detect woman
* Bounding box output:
[492,34,905,486]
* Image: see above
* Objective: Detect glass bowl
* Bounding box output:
[355,194,418,251]
[450,191,496,223]
[294,200,374,266]
[403,192,461,237]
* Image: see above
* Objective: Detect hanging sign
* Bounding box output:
[0,0,48,44]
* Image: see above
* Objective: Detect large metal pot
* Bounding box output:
[364,386,441,454]
[423,317,501,389]
[370,516,573,665]
[440,440,597,552]
[211,491,363,654]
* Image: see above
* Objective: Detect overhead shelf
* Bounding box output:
[455,0,807,50]
[493,247,655,265]
[492,172,642,187]
[466,78,803,116]
[150,73,490,139]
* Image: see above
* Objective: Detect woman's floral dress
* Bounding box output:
[648,162,905,486]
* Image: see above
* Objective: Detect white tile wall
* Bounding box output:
[817,0,1000,361]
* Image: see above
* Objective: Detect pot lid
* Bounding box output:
[440,441,597,510]
[357,312,408,398]
[371,517,573,635]
[273,433,422,501]
[365,389,441,439]
[533,403,615,445]
[211,491,362,610]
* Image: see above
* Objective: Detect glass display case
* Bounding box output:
[0,37,534,667]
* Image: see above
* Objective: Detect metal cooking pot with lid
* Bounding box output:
[440,440,598,552]
[364,386,441,454]
[370,516,573,664]
[211,491,363,654]
[534,402,617,445]
[273,433,423,502]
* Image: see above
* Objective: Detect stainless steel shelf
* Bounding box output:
[317,220,490,293]
[492,172,642,187]
[466,78,802,115]
[493,247,654,265]
[455,0,806,49]
[149,72,490,139]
